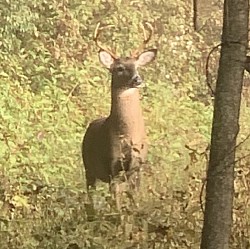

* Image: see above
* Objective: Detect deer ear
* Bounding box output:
[99,50,115,69]
[136,49,157,67]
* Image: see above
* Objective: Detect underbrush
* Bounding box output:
[0,80,249,248]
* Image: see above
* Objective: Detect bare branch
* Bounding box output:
[205,43,221,96]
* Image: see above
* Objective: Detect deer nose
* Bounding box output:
[131,74,143,87]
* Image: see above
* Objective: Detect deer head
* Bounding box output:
[94,22,157,89]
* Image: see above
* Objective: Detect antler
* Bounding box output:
[131,22,154,58]
[94,22,118,59]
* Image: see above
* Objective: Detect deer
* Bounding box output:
[82,22,157,207]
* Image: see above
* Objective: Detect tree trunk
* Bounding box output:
[193,0,198,31]
[200,1,249,249]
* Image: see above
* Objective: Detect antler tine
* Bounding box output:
[142,22,153,45]
[94,22,118,59]
[131,22,154,57]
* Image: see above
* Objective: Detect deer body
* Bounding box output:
[82,23,157,191]
[83,87,147,188]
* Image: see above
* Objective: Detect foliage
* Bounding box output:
[0,0,249,248]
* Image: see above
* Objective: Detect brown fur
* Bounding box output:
[82,49,157,190]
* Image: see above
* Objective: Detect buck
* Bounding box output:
[82,23,157,198]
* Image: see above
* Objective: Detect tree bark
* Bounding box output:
[200,1,249,249]
[193,0,198,31]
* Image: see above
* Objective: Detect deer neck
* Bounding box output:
[109,87,145,137]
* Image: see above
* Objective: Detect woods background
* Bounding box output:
[0,0,249,248]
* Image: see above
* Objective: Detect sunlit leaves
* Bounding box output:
[0,0,249,248]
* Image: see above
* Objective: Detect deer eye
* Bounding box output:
[116,65,125,72]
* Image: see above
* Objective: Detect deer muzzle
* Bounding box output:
[130,74,143,88]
